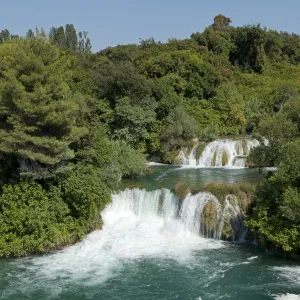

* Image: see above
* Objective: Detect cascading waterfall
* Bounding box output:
[112,188,247,241]
[177,138,259,167]
[180,192,221,239]
[110,188,179,221]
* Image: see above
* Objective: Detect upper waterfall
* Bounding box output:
[176,138,259,167]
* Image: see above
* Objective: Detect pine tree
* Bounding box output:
[0,39,87,177]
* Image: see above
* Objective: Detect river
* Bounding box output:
[0,166,299,300]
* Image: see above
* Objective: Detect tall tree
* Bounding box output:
[0,29,11,44]
[49,26,66,49]
[230,25,266,73]
[65,24,78,51]
[212,14,232,32]
[78,31,92,53]
[0,39,87,177]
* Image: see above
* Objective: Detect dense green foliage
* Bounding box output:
[0,39,86,175]
[0,182,73,257]
[0,29,146,257]
[246,85,300,254]
[1,15,300,256]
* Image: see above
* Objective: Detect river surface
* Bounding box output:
[120,165,265,190]
[0,166,299,300]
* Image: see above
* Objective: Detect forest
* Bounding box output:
[0,15,300,257]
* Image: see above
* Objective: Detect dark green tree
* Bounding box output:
[65,24,78,51]
[0,39,87,177]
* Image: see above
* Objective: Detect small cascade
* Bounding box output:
[177,138,259,167]
[112,188,248,241]
[180,192,221,239]
[187,144,198,166]
[110,188,179,221]
[218,195,246,241]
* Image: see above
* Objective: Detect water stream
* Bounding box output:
[0,166,299,299]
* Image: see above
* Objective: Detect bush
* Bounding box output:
[60,164,112,232]
[0,181,74,257]
[199,125,219,142]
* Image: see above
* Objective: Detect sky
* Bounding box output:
[2,0,300,52]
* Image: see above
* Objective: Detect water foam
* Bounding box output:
[273,266,300,285]
[16,189,224,288]
[275,294,300,300]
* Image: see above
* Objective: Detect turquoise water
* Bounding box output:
[0,241,299,299]
[120,165,265,190]
[0,166,299,300]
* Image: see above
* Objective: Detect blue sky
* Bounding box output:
[2,0,299,52]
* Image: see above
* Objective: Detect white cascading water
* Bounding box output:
[23,188,225,286]
[2,188,299,300]
[110,188,245,240]
[179,138,259,167]
[180,192,221,239]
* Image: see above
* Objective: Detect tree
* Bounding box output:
[230,25,266,73]
[0,29,18,43]
[49,26,66,49]
[26,29,35,39]
[211,83,246,133]
[246,141,300,253]
[161,106,197,151]
[94,60,151,106]
[0,39,87,177]
[212,14,232,32]
[113,96,158,149]
[65,24,78,52]
[192,28,232,55]
[0,29,10,43]
[78,31,92,53]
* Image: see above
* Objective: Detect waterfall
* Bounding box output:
[110,188,179,221]
[177,138,259,167]
[180,192,222,239]
[112,188,247,241]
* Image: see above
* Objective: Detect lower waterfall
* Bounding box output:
[177,138,259,167]
[111,188,247,241]
[1,187,297,300]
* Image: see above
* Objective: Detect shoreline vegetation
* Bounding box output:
[0,15,300,257]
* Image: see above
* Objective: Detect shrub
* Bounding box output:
[60,164,111,233]
[0,181,74,257]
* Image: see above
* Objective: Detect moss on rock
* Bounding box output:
[201,201,218,238]
[242,139,248,155]
[174,182,190,201]
[212,151,217,166]
[222,151,229,166]
[195,142,206,161]
[221,220,233,240]
[204,182,254,212]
